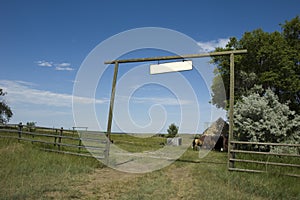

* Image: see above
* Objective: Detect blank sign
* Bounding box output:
[150,60,193,75]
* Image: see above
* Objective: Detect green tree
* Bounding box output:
[26,122,36,132]
[167,123,178,138]
[0,88,13,124]
[281,16,300,51]
[234,86,300,146]
[211,16,300,113]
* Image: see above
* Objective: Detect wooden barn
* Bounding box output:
[200,118,229,151]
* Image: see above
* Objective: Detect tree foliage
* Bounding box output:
[0,88,13,124]
[167,123,178,138]
[26,121,36,132]
[234,86,300,145]
[211,16,300,113]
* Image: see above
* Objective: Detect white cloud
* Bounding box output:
[127,96,192,106]
[55,62,74,71]
[56,62,71,67]
[36,60,53,67]
[197,38,229,52]
[55,66,74,71]
[14,80,37,87]
[36,61,74,71]
[0,80,107,107]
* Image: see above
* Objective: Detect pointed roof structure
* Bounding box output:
[202,117,229,136]
[200,117,229,151]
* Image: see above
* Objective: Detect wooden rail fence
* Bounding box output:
[229,140,300,178]
[0,123,107,159]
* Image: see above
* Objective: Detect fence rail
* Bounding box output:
[231,140,300,147]
[0,124,107,159]
[229,140,300,178]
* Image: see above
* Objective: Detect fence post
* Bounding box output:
[78,139,82,151]
[228,53,235,169]
[54,136,57,146]
[18,122,23,142]
[58,127,63,150]
[54,129,58,146]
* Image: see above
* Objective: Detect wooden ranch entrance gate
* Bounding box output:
[104,50,300,177]
[103,50,247,167]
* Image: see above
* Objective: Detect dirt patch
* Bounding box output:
[73,167,142,199]
[165,165,195,199]
[71,163,196,199]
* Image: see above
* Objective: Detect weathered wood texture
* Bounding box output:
[104,50,248,64]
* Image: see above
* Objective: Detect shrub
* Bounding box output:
[233,86,300,150]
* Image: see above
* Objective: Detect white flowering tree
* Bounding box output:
[233,86,300,146]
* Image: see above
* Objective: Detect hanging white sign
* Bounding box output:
[150,60,193,75]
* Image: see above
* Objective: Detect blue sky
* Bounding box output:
[0,0,299,133]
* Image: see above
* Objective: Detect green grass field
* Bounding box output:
[0,134,299,200]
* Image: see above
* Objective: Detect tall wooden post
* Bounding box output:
[18,122,23,142]
[105,61,119,164]
[228,53,235,169]
[58,127,63,151]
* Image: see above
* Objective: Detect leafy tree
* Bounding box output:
[234,86,300,146]
[0,88,13,124]
[26,122,36,132]
[281,16,300,51]
[211,16,300,114]
[167,123,178,138]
